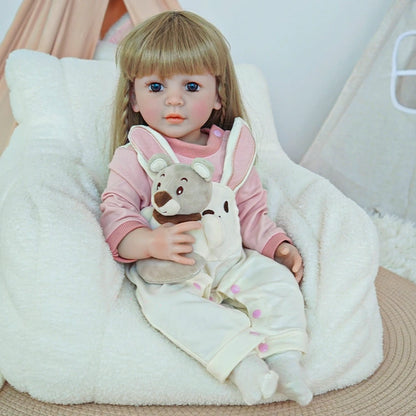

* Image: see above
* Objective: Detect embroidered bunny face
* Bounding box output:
[201,182,243,261]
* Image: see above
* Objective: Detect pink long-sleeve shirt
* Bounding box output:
[100,125,290,263]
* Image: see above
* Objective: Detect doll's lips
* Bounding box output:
[165,114,185,124]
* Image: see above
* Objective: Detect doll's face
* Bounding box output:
[130,73,221,145]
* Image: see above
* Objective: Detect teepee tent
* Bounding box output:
[301,0,416,222]
[0,0,181,154]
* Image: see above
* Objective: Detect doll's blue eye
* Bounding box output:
[149,83,163,92]
[186,82,200,92]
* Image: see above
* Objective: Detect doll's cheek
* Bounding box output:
[191,102,216,119]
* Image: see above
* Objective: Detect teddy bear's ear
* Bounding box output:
[149,154,174,173]
[192,158,214,182]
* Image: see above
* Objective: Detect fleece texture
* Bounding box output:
[0,50,382,405]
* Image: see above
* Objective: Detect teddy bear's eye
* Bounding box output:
[156,182,161,190]
[224,201,229,213]
[176,186,184,195]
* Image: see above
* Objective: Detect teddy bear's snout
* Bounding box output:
[153,190,181,216]
[154,191,172,208]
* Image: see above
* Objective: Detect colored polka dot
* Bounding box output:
[214,129,222,137]
[252,309,262,319]
[230,285,240,294]
[258,343,269,353]
[193,282,201,290]
[250,331,261,336]
[209,296,214,301]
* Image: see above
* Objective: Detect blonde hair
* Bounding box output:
[110,10,248,156]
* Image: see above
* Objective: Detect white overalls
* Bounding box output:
[126,118,308,382]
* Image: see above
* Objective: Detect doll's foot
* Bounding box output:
[230,354,278,405]
[267,351,312,406]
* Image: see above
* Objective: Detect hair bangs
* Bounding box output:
[142,42,220,79]
[118,12,223,80]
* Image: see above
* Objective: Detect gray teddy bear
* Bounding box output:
[136,154,221,284]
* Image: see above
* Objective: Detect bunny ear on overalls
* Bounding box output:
[127,125,179,179]
[220,117,257,192]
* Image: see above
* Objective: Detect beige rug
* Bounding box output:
[0,267,415,416]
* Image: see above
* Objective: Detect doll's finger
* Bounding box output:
[171,241,195,256]
[172,233,196,244]
[175,221,202,233]
[292,256,302,273]
[171,253,196,265]
[295,266,304,283]
[277,244,289,256]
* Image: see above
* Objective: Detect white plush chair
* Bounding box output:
[0,50,381,405]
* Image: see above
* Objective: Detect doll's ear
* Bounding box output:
[130,85,140,113]
[149,154,174,173]
[221,118,256,192]
[192,158,214,182]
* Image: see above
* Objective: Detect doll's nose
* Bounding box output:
[165,89,184,106]
[165,96,184,106]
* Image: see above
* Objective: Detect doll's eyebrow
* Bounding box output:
[181,178,188,182]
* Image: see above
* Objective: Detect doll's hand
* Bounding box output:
[148,221,201,265]
[275,242,304,283]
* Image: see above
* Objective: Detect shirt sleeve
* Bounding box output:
[236,166,291,258]
[100,145,152,263]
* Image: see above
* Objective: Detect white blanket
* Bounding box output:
[0,50,382,405]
